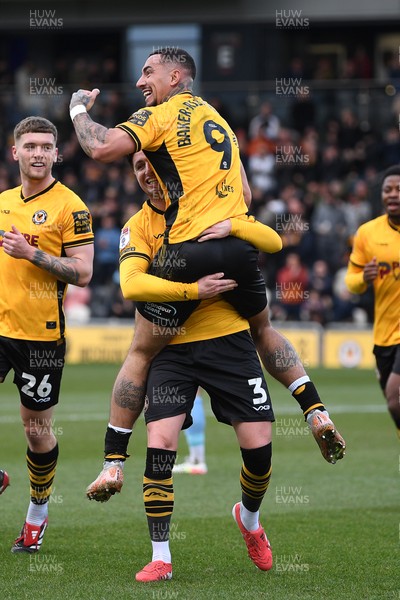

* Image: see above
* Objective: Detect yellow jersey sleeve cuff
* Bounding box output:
[230,216,282,253]
[344,271,368,294]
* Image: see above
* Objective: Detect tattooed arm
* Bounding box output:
[2,226,94,287]
[70,88,136,162]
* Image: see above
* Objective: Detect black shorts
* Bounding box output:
[0,336,66,410]
[373,344,400,390]
[144,330,274,428]
[136,237,267,327]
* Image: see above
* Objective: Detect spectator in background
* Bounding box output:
[93,214,120,285]
[381,126,400,168]
[338,108,363,152]
[290,90,316,135]
[247,141,276,196]
[248,101,280,141]
[309,259,333,297]
[277,194,314,268]
[343,179,372,238]
[311,181,348,272]
[300,289,332,325]
[353,45,372,79]
[80,159,107,207]
[275,252,309,320]
[317,144,343,182]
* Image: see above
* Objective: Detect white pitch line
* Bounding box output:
[0,404,387,424]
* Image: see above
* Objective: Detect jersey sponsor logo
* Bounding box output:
[143,302,177,319]
[378,261,400,279]
[128,109,152,127]
[119,226,130,250]
[153,233,164,239]
[0,230,39,247]
[72,210,91,235]
[216,179,234,198]
[0,209,10,214]
[32,209,48,225]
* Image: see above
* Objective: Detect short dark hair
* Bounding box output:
[381,165,400,183]
[149,47,196,80]
[14,116,58,144]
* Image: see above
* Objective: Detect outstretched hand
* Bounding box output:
[70,88,100,112]
[197,272,237,299]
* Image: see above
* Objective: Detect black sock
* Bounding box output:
[104,426,132,461]
[240,443,272,513]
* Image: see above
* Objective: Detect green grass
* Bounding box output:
[0,366,399,600]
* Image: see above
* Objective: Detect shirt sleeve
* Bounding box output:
[119,213,198,302]
[120,255,199,302]
[62,196,94,249]
[115,106,166,152]
[344,263,368,295]
[230,215,283,253]
[344,226,368,294]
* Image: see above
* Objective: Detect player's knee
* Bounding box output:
[147,426,178,451]
[385,376,400,410]
[386,389,400,412]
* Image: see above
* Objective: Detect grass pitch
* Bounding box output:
[0,365,399,600]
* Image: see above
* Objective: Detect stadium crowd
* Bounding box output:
[0,50,399,325]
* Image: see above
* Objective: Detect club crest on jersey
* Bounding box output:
[119,226,130,250]
[32,210,48,225]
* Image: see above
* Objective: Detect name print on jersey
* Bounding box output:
[176,98,206,147]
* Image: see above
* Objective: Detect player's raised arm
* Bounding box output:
[69,88,136,162]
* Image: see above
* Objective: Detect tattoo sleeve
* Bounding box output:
[31,250,81,285]
[114,378,145,415]
[264,340,301,374]
[72,112,108,158]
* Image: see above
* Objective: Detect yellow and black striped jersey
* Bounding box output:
[119,200,248,344]
[345,214,400,346]
[0,180,94,341]
[117,93,248,244]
